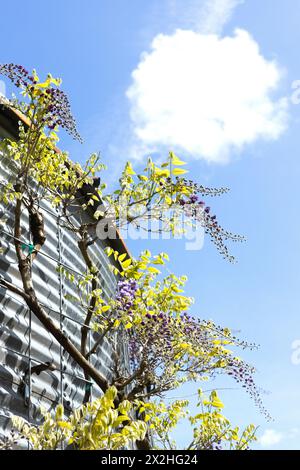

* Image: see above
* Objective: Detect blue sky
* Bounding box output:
[1,0,300,449]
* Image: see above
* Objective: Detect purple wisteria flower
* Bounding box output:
[116,279,138,315]
[172,176,245,262]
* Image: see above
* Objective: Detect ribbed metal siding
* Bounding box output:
[0,142,128,444]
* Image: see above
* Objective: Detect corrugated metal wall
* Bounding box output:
[0,125,130,446]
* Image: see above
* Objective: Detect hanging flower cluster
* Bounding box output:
[175,181,245,263]
[0,63,33,88]
[176,177,230,197]
[128,310,173,368]
[115,279,138,315]
[41,87,82,141]
[129,311,270,418]
[0,63,82,142]
[227,357,271,420]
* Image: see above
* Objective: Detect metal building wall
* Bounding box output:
[0,124,130,445]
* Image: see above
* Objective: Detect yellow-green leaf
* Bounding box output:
[101,305,111,313]
[170,152,187,166]
[172,168,188,176]
[148,266,161,275]
[121,258,132,269]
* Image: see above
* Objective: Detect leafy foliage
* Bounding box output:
[5,387,257,451]
[9,387,147,450]
[137,389,257,450]
[188,390,257,450]
[101,151,245,262]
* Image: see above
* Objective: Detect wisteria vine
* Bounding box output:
[0,63,82,142]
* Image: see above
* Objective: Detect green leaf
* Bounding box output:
[170,152,187,166]
[57,421,72,430]
[125,162,136,175]
[172,168,188,176]
[114,415,129,426]
[121,258,132,269]
[210,391,224,409]
[105,247,114,257]
[101,305,111,313]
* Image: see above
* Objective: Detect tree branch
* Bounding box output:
[86,324,112,360]
[78,233,99,357]
[0,277,27,299]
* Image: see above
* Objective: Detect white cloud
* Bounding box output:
[126,27,288,163]
[164,0,243,34]
[260,429,283,448]
[288,428,300,439]
[191,0,243,34]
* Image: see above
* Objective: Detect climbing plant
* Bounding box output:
[0,64,263,450]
